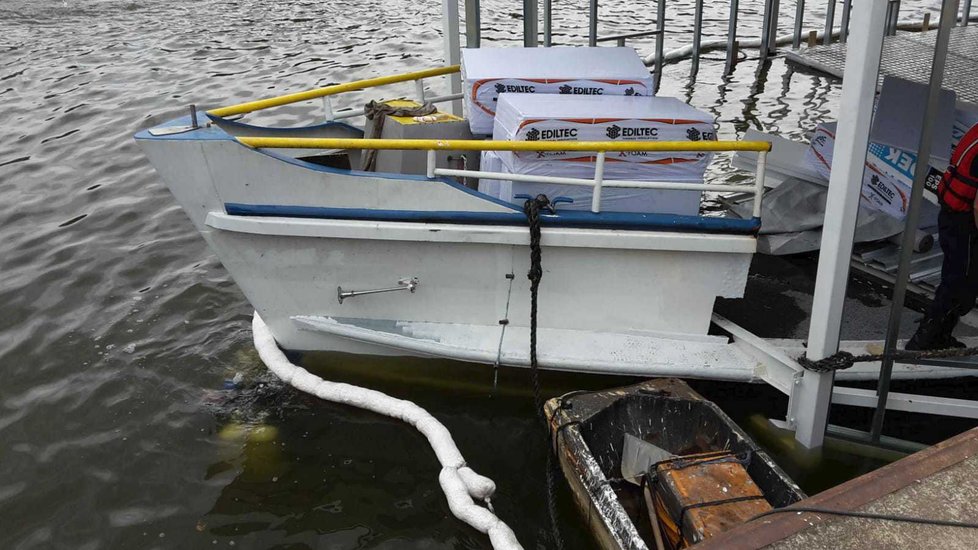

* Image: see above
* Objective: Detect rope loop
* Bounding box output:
[796,346,978,373]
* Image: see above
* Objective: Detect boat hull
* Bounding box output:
[204,211,753,358]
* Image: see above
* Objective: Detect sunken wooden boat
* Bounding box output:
[544,378,805,549]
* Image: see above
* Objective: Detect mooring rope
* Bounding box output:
[251,313,523,550]
[522,194,565,550]
[797,345,978,373]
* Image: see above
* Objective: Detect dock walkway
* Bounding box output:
[785,25,978,108]
[696,427,978,549]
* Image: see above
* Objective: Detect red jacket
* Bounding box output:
[938,122,978,212]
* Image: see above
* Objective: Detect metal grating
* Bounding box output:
[785,25,978,107]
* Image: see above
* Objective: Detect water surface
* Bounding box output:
[0,0,968,548]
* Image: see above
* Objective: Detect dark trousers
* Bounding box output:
[928,208,978,321]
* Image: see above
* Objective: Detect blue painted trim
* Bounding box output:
[224,203,761,234]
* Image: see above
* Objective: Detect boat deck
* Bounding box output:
[696,427,978,549]
[785,25,978,108]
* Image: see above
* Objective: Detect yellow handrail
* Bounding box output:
[208,65,462,118]
[235,137,772,153]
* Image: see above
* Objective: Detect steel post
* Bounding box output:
[524,0,538,47]
[589,0,598,47]
[768,0,782,53]
[760,0,774,59]
[726,0,741,72]
[793,0,805,48]
[964,0,973,25]
[543,0,552,45]
[692,0,704,73]
[464,0,480,47]
[798,0,889,449]
[654,0,665,94]
[870,0,960,443]
[441,0,463,115]
[823,0,837,45]
[840,0,853,42]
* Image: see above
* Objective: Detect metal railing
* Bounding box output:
[207,65,462,121]
[235,136,770,217]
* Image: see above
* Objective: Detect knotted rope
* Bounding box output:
[797,345,978,373]
[521,194,565,550]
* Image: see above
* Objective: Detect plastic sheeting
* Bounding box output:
[493,94,715,183]
[729,177,938,255]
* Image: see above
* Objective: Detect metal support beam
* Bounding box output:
[654,0,665,94]
[840,0,853,42]
[589,0,598,47]
[838,386,978,419]
[464,0,480,48]
[964,0,973,25]
[726,0,741,72]
[799,0,888,449]
[760,0,775,59]
[543,0,553,46]
[793,0,805,48]
[823,0,837,45]
[692,0,705,73]
[523,0,538,47]
[870,0,960,443]
[768,0,782,54]
[442,0,463,115]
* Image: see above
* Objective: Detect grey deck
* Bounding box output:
[696,427,978,549]
[785,26,978,108]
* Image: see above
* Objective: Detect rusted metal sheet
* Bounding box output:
[651,453,773,547]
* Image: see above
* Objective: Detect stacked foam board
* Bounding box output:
[460,47,655,135]
[806,122,944,220]
[477,94,716,215]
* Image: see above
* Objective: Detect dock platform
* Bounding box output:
[785,25,978,108]
[696,427,978,549]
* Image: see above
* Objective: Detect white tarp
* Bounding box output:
[460,47,654,134]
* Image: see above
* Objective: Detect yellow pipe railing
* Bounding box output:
[208,65,462,118]
[235,137,772,153]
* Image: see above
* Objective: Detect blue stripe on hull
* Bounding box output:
[224,203,761,234]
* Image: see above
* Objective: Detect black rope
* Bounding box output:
[523,194,564,550]
[797,345,978,373]
[750,506,978,529]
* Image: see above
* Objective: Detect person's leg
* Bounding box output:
[947,214,978,323]
[909,209,972,349]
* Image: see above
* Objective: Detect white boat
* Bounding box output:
[134,62,786,377]
[135,61,978,386]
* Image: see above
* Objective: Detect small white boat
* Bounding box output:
[135,63,775,378]
[135,62,978,384]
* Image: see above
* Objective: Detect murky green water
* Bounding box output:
[2,0,972,548]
